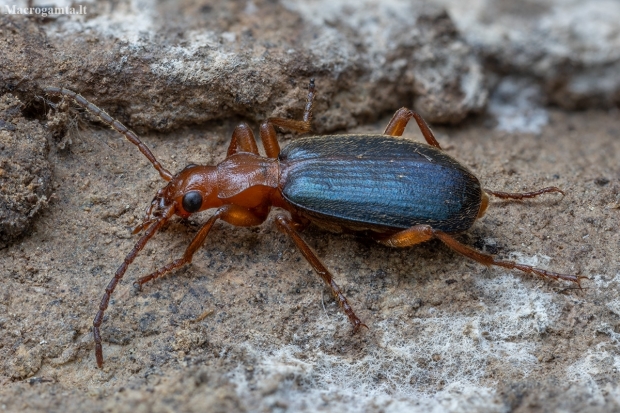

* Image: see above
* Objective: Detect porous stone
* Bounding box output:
[1,0,486,134]
[433,0,620,109]
[0,94,51,248]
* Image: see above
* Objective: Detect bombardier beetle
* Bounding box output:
[44,80,584,368]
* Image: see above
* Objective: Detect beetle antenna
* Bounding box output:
[43,87,173,182]
[93,205,174,368]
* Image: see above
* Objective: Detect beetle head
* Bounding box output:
[134,164,222,233]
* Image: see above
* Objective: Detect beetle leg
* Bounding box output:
[227,123,260,156]
[383,108,442,149]
[375,225,434,248]
[267,118,312,134]
[275,214,367,332]
[289,213,311,232]
[259,121,280,158]
[485,187,564,200]
[377,225,585,285]
[433,229,585,285]
[267,79,315,134]
[135,205,268,289]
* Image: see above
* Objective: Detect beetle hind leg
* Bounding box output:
[377,225,585,286]
[431,229,584,285]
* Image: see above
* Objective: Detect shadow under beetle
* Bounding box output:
[44,80,585,368]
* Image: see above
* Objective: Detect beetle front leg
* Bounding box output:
[256,79,317,159]
[383,108,442,149]
[259,121,280,158]
[275,214,367,332]
[135,205,268,288]
[267,79,315,134]
[227,123,260,156]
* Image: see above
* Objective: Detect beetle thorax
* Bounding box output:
[215,153,279,207]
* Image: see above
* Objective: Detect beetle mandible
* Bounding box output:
[44,80,584,368]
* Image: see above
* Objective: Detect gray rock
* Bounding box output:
[1,0,486,134]
[433,0,620,109]
[0,94,51,248]
[281,0,487,124]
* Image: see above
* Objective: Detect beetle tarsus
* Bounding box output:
[352,320,369,334]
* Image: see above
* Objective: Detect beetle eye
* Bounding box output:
[182,191,203,213]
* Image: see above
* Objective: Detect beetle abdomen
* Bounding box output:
[279,135,482,233]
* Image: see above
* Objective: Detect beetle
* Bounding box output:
[44,80,584,368]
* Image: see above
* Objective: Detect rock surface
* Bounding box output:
[433,0,620,109]
[0,94,52,248]
[1,106,619,412]
[1,1,620,412]
[1,0,486,136]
